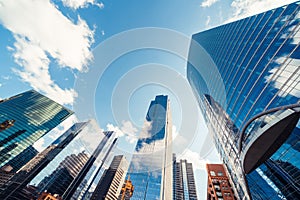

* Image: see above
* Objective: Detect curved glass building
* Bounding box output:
[187,2,300,199]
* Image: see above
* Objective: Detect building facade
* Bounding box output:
[187,2,300,199]
[206,164,236,200]
[0,90,73,170]
[91,155,128,200]
[18,120,117,199]
[126,95,173,200]
[173,154,198,200]
[65,131,118,200]
[36,152,89,196]
[0,122,88,198]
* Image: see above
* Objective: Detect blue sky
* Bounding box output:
[0,0,297,199]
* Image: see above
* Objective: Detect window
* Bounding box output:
[224,192,231,197]
[210,171,216,176]
[216,192,223,197]
[217,171,224,176]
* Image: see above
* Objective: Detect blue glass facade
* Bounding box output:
[0,90,73,170]
[126,95,173,200]
[187,2,300,200]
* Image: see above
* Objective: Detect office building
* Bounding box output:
[126,95,173,200]
[37,152,89,196]
[0,90,73,170]
[187,2,300,199]
[91,155,128,200]
[10,120,117,200]
[173,154,198,200]
[0,122,88,198]
[206,164,235,200]
[65,131,118,200]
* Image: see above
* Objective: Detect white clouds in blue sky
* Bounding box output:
[0,0,95,105]
[201,0,219,8]
[62,0,104,10]
[229,0,299,22]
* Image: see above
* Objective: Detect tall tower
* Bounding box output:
[0,90,73,170]
[187,2,300,199]
[91,155,129,200]
[0,122,88,198]
[126,95,173,200]
[173,154,198,200]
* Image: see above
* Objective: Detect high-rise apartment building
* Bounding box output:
[173,154,198,200]
[126,95,173,200]
[0,90,73,170]
[206,164,235,200]
[91,155,128,200]
[187,2,300,199]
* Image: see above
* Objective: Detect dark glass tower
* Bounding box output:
[187,2,300,199]
[173,154,198,200]
[126,95,173,200]
[0,90,73,170]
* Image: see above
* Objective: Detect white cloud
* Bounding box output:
[139,120,152,139]
[178,149,208,170]
[228,0,298,22]
[106,123,123,137]
[205,16,211,28]
[62,0,104,9]
[0,0,94,105]
[106,120,139,144]
[201,0,219,8]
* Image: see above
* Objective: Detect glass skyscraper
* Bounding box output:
[0,122,88,199]
[187,2,300,200]
[25,119,117,200]
[126,95,173,200]
[0,90,73,170]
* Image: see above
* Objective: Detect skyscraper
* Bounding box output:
[187,2,300,199]
[36,152,89,197]
[0,122,88,198]
[173,154,198,200]
[18,120,117,199]
[64,132,117,200]
[0,90,73,170]
[91,155,128,200]
[126,95,173,200]
[206,164,235,200]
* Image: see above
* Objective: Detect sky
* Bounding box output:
[0,0,298,199]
